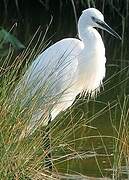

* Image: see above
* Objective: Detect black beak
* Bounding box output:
[96,20,121,40]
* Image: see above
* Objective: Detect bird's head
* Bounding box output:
[80,8,121,39]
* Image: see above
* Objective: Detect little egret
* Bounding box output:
[16,8,121,134]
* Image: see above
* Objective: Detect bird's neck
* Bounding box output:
[78,26,105,53]
[76,26,106,93]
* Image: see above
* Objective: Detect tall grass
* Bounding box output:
[111,97,129,179]
[1,38,129,179]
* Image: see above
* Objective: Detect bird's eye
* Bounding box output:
[91,16,96,21]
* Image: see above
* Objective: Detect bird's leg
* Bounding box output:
[44,113,52,171]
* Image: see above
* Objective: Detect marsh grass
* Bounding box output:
[111,97,129,179]
[1,43,129,179]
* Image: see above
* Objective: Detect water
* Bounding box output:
[52,88,129,178]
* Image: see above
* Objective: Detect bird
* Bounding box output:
[15,8,121,135]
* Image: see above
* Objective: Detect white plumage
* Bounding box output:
[15,8,120,133]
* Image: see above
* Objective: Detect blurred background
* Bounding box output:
[0,0,128,70]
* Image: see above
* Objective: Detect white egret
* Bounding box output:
[16,8,121,134]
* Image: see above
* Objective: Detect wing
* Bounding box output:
[14,38,84,134]
[17,38,84,105]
